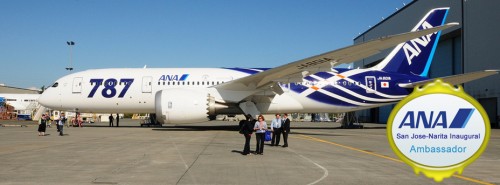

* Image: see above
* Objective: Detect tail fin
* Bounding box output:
[373,7,450,77]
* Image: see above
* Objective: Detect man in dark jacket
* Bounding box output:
[281,113,291,147]
[240,114,255,155]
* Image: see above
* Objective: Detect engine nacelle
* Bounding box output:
[155,89,211,124]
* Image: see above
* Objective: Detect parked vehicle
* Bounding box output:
[17,114,32,121]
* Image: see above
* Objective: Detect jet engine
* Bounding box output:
[154,89,228,124]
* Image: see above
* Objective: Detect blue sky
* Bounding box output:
[0,0,411,89]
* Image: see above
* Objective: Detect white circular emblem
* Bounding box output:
[392,94,485,167]
[387,79,490,182]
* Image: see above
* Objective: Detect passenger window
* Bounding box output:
[52,82,59,87]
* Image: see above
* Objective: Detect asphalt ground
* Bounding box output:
[0,119,499,185]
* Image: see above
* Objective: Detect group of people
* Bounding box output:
[37,113,68,136]
[239,113,291,155]
[108,114,120,127]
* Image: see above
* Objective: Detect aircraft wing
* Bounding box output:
[216,23,458,93]
[398,70,499,88]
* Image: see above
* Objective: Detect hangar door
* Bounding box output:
[72,77,83,93]
[478,97,498,128]
[142,76,153,93]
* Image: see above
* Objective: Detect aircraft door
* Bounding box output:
[72,77,83,93]
[365,76,376,93]
[142,76,153,93]
[161,101,172,123]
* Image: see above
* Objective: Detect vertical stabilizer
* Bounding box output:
[373,8,450,77]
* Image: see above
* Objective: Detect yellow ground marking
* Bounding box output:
[293,134,494,185]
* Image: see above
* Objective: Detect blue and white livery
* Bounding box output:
[38,8,497,124]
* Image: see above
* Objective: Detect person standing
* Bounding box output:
[239,114,254,155]
[77,113,83,127]
[282,113,291,147]
[58,113,67,136]
[270,114,282,146]
[46,113,52,128]
[109,114,114,127]
[116,113,119,127]
[56,115,61,132]
[253,115,267,155]
[38,114,47,136]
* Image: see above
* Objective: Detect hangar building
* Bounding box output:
[0,85,41,94]
[353,0,500,128]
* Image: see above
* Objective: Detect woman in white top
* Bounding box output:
[253,115,267,155]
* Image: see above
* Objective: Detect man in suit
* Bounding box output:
[116,113,120,127]
[281,113,290,147]
[109,115,114,127]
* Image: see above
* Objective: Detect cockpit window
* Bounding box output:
[51,82,59,87]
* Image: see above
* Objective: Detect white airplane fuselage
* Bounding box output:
[39,67,411,115]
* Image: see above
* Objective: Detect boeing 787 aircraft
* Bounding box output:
[38,8,497,124]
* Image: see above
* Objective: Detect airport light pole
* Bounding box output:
[66,41,75,71]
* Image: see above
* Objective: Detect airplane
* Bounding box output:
[0,93,40,119]
[38,7,498,124]
[0,93,40,112]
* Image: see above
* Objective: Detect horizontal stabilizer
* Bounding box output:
[398,70,499,88]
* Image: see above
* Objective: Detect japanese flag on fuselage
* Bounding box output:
[381,81,389,88]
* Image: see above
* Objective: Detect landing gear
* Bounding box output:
[341,112,363,129]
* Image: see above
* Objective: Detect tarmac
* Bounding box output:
[0,119,499,185]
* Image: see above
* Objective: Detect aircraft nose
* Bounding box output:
[38,92,50,107]
[38,90,56,108]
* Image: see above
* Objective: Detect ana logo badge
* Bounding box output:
[387,79,490,182]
